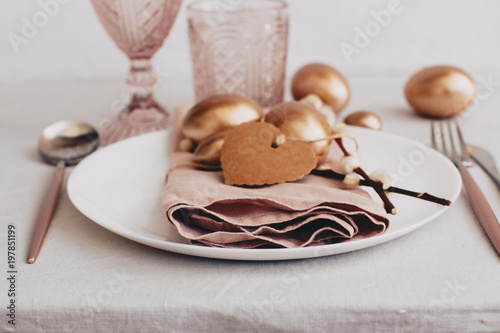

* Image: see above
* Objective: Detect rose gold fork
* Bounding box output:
[431,120,500,257]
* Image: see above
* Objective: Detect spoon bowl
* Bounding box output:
[28,120,99,264]
[39,120,99,167]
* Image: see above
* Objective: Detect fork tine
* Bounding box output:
[439,121,453,158]
[446,121,457,160]
[455,120,473,166]
[430,121,438,149]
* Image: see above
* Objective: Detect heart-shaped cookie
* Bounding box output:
[220,122,317,186]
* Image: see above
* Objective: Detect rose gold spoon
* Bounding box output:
[27,121,99,264]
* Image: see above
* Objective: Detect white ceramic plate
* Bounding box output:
[67,127,461,261]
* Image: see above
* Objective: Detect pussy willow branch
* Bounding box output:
[311,169,451,206]
[334,138,397,214]
[353,166,397,214]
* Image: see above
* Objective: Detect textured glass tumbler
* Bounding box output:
[187,0,288,108]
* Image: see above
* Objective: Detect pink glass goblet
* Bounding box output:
[90,0,182,146]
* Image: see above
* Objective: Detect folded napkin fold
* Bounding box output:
[162,151,389,249]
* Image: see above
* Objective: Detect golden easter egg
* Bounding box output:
[264,102,333,164]
[291,63,350,113]
[344,111,382,131]
[404,65,475,118]
[182,94,263,143]
[193,131,226,167]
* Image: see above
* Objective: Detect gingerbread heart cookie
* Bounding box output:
[220,122,317,186]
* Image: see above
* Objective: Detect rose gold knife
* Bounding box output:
[467,144,500,190]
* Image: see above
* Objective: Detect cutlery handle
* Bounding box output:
[27,166,65,264]
[460,167,500,257]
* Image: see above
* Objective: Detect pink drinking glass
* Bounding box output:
[90,0,182,146]
[187,0,288,108]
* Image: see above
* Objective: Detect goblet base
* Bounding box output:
[99,104,173,147]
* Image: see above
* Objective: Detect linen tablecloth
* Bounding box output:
[1,78,500,332]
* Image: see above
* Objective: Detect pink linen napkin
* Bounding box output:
[161,106,389,248]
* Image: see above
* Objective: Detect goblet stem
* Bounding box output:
[127,58,157,105]
[99,58,172,146]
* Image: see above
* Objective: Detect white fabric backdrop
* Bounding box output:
[1,0,500,82]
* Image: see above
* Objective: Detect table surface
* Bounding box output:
[1,76,500,333]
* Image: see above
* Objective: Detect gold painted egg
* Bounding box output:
[264,102,333,164]
[193,131,226,167]
[344,111,382,131]
[404,65,476,118]
[182,94,263,143]
[291,63,350,114]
